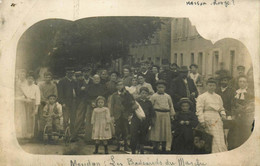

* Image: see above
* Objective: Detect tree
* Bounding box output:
[16,17,164,76]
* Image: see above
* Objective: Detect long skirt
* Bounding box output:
[204,111,227,153]
[149,111,172,151]
[24,101,36,139]
[15,100,27,139]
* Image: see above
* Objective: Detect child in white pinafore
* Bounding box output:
[91,96,112,154]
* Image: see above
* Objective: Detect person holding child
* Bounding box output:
[91,96,112,154]
[171,98,198,154]
[42,95,63,141]
[130,87,154,154]
[149,80,175,153]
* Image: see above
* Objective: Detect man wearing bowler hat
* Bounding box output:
[170,66,198,112]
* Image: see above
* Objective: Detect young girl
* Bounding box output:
[172,98,198,154]
[149,80,175,153]
[91,96,112,154]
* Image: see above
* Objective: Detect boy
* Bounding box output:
[42,95,63,140]
[110,80,136,151]
[130,87,154,154]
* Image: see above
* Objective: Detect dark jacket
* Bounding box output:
[75,78,93,100]
[139,70,156,89]
[57,77,76,106]
[216,86,234,116]
[158,70,175,93]
[86,83,106,103]
[171,76,198,107]
[110,88,135,120]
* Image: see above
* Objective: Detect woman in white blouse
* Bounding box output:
[21,72,41,139]
[196,78,227,153]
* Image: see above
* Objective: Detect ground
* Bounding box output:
[19,138,154,155]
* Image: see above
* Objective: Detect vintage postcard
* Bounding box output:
[0,0,259,165]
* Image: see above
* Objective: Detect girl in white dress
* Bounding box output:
[91,96,112,154]
[196,78,227,153]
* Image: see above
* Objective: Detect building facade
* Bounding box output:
[129,18,252,78]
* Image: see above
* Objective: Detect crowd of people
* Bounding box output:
[14,61,255,154]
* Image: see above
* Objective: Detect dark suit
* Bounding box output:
[216,86,234,116]
[71,78,93,139]
[171,76,198,111]
[57,77,76,130]
[158,70,175,93]
[110,89,135,142]
[140,70,156,90]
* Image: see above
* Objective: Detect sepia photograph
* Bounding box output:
[14,17,255,155]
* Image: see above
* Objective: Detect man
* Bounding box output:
[139,61,156,89]
[57,68,77,132]
[84,74,106,141]
[171,66,198,112]
[189,64,202,86]
[71,69,93,141]
[229,65,246,90]
[216,74,234,117]
[38,72,58,140]
[169,63,180,80]
[158,62,174,93]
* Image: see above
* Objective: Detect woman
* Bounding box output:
[227,75,254,150]
[22,72,41,139]
[196,78,227,153]
[15,69,28,139]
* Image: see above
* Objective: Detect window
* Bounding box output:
[212,51,219,74]
[230,50,235,77]
[191,53,195,64]
[174,53,178,63]
[198,52,203,74]
[180,53,184,66]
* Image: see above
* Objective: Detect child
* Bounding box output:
[149,80,175,153]
[130,87,154,154]
[171,98,198,154]
[110,80,136,151]
[42,95,63,140]
[91,96,112,154]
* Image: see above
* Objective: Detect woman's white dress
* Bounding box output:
[196,92,227,153]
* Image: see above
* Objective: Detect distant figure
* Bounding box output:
[189,64,202,87]
[229,65,246,90]
[158,62,175,94]
[122,66,133,87]
[139,61,156,89]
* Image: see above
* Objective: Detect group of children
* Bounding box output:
[88,79,199,154]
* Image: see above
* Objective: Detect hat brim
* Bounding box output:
[177,100,194,107]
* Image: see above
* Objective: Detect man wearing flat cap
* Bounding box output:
[229,65,246,90]
[170,66,198,112]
